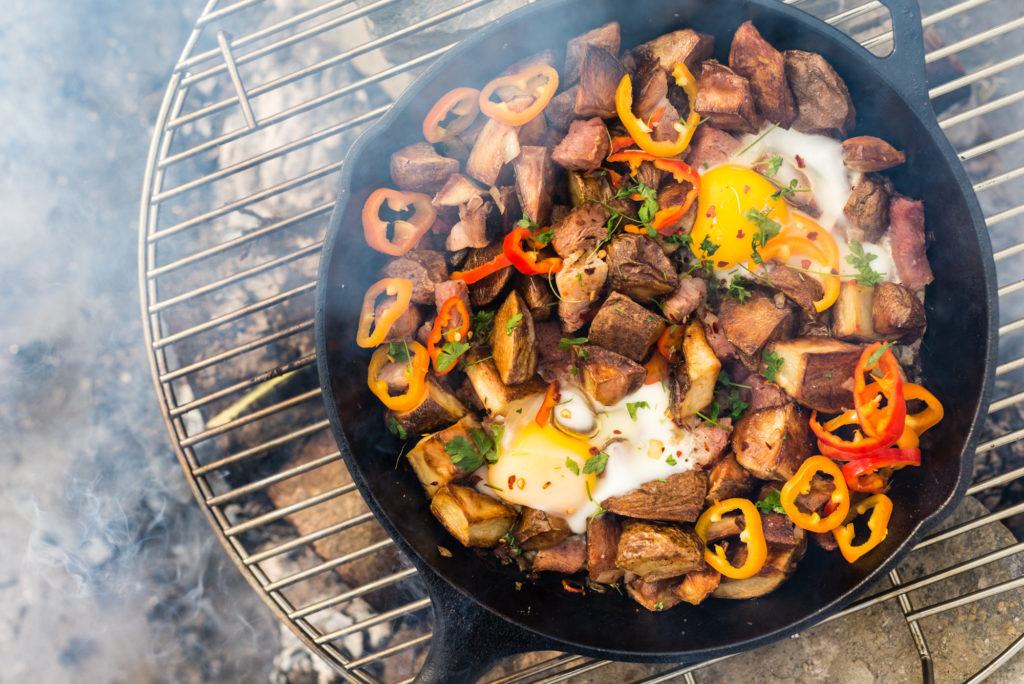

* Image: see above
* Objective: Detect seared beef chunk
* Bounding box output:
[556,249,608,332]
[889,196,934,290]
[433,278,471,317]
[742,372,791,411]
[693,60,760,135]
[767,264,824,315]
[544,85,579,131]
[605,233,679,300]
[515,272,554,321]
[552,203,607,258]
[575,345,646,405]
[728,21,796,127]
[684,124,741,171]
[873,281,927,342]
[466,117,519,186]
[632,28,714,74]
[713,531,807,599]
[705,451,757,505]
[651,101,684,144]
[842,135,906,172]
[462,241,513,307]
[565,21,621,84]
[551,117,611,171]
[673,566,721,606]
[446,196,492,251]
[513,145,556,225]
[733,403,814,481]
[700,309,738,361]
[627,576,684,611]
[843,174,893,244]
[532,535,586,573]
[719,291,797,371]
[662,276,707,323]
[767,337,864,413]
[376,299,423,343]
[588,291,667,363]
[602,471,709,523]
[575,46,627,119]
[534,319,573,377]
[488,185,522,235]
[694,421,732,464]
[379,250,448,305]
[760,512,802,548]
[390,142,459,193]
[632,59,668,121]
[588,514,624,584]
[784,49,855,137]
[616,520,706,581]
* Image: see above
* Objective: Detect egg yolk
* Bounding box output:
[690,165,789,270]
[488,422,596,516]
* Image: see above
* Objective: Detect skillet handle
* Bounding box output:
[873,0,930,112]
[415,577,548,684]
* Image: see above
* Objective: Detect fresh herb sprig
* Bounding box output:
[505,313,523,335]
[626,400,649,421]
[762,348,784,382]
[845,239,885,286]
[444,425,503,472]
[434,340,470,372]
[755,490,785,514]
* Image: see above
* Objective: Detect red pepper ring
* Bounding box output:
[355,278,414,349]
[695,498,768,580]
[503,227,563,275]
[478,64,559,127]
[362,188,437,257]
[833,493,893,563]
[426,296,471,375]
[451,253,513,285]
[606,150,700,236]
[841,447,921,493]
[422,87,480,143]
[854,342,906,442]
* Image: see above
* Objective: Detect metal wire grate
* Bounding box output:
[139,0,1024,680]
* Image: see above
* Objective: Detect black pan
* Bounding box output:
[315,0,997,680]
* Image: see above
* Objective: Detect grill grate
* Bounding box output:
[139,0,1024,680]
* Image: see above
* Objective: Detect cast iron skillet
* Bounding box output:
[316,0,996,680]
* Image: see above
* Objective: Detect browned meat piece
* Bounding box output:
[693,60,760,135]
[466,117,519,186]
[513,146,556,225]
[604,234,679,301]
[565,21,621,84]
[616,520,706,581]
[432,173,486,208]
[556,249,608,332]
[705,452,757,505]
[784,49,855,137]
[575,345,646,405]
[873,281,927,342]
[446,196,492,251]
[719,291,797,371]
[796,474,836,513]
[513,508,571,551]
[705,513,743,543]
[462,241,513,307]
[713,532,807,599]
[889,196,934,290]
[632,59,668,120]
[700,310,738,361]
[743,373,791,411]
[574,46,627,119]
[516,105,548,147]
[602,471,709,523]
[626,576,683,612]
[433,277,471,319]
[588,292,667,363]
[588,514,624,584]
[378,250,448,305]
[389,142,459,194]
[651,101,684,144]
[662,276,707,323]
[534,319,572,367]
[811,531,839,551]
[531,535,586,573]
[633,28,714,74]
[551,117,611,171]
[488,184,522,236]
[767,265,824,315]
[768,337,864,412]
[761,512,803,548]
[376,299,423,343]
[544,85,579,131]
[684,124,741,171]
[515,272,554,322]
[728,21,796,127]
[376,357,411,395]
[843,174,892,244]
[693,420,732,466]
[842,136,906,172]
[673,566,721,606]
[733,403,814,481]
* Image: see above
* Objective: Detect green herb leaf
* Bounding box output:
[726,275,751,303]
[725,388,749,421]
[501,531,522,556]
[558,336,589,350]
[516,212,539,232]
[387,415,408,440]
[470,310,495,339]
[435,340,470,372]
[533,228,554,246]
[755,490,785,514]
[665,455,678,466]
[387,341,410,362]
[654,601,665,611]
[764,154,783,177]
[583,451,609,475]
[445,436,483,472]
[845,239,884,286]
[663,232,694,247]
[866,341,895,367]
[565,457,581,476]
[700,235,720,257]
[505,312,524,336]
[745,208,782,254]
[626,401,650,421]
[762,348,784,382]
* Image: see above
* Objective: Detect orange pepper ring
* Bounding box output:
[478,65,559,127]
[361,188,436,257]
[422,86,480,143]
[366,341,429,412]
[355,278,414,349]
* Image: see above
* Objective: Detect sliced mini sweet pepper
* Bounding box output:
[903,382,944,436]
[355,278,414,348]
[426,296,471,375]
[695,498,768,580]
[422,87,480,143]
[643,350,669,386]
[451,253,513,284]
[778,214,841,312]
[478,64,558,127]
[362,188,437,256]
[615,74,690,158]
[535,381,560,427]
[841,447,921,493]
[503,226,563,275]
[780,455,850,533]
[833,493,893,563]
[656,323,684,362]
[366,340,429,411]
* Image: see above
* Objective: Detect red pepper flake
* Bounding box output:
[795,154,806,169]
[743,185,750,194]
[717,260,729,268]
[508,475,517,489]
[801,259,812,269]
[736,229,745,239]
[706,205,716,218]
[830,267,839,275]
[562,578,585,594]
[588,446,599,455]
[613,429,622,435]
[676,450,682,456]
[807,231,818,240]
[542,481,552,490]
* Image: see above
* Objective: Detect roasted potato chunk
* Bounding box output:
[575,345,646,405]
[728,21,796,127]
[843,174,892,244]
[405,415,482,497]
[615,520,706,581]
[463,241,513,307]
[833,280,882,343]
[513,508,571,551]
[719,291,796,370]
[767,336,864,412]
[669,320,722,421]
[587,514,624,584]
[588,292,667,363]
[490,291,538,385]
[430,484,517,548]
[673,566,722,606]
[705,452,757,505]
[388,377,469,436]
[873,282,927,342]
[733,403,814,481]
[841,135,906,172]
[574,45,627,119]
[565,21,621,84]
[601,471,709,523]
[463,347,548,413]
[713,534,807,599]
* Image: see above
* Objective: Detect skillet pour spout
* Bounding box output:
[315,0,996,676]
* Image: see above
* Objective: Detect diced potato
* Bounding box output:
[389,377,469,436]
[513,508,571,551]
[872,281,926,342]
[575,345,646,405]
[767,336,864,412]
[405,415,482,497]
[670,320,722,421]
[719,292,796,370]
[490,291,538,385]
[833,280,882,343]
[615,520,706,581]
[463,347,548,413]
[732,403,814,481]
[430,483,517,548]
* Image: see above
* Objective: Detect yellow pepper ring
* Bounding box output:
[780,455,850,533]
[832,493,894,563]
[695,498,767,580]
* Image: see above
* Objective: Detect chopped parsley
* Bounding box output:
[501,531,522,556]
[386,416,408,440]
[866,341,896,366]
[565,457,581,476]
[755,490,785,514]
[516,213,539,231]
[665,455,678,466]
[387,340,410,362]
[700,235,720,257]
[533,228,554,245]
[845,239,884,286]
[762,348,784,382]
[769,177,808,201]
[434,340,470,372]
[505,312,524,335]
[726,275,752,303]
[626,400,650,421]
[764,154,783,177]
[558,336,589,350]
[470,310,495,339]
[583,451,610,475]
[663,232,694,247]
[695,401,729,430]
[654,601,665,611]
[444,425,502,471]
[745,208,782,265]
[724,388,749,420]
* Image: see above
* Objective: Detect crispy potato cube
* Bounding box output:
[463,347,548,413]
[430,484,517,548]
[490,291,538,385]
[833,280,882,343]
[575,345,646,405]
[601,471,709,523]
[670,320,722,421]
[733,403,814,481]
[588,292,667,363]
[513,508,571,551]
[615,520,706,581]
[719,292,796,370]
[405,415,482,497]
[873,281,927,342]
[389,377,470,436]
[767,336,864,412]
